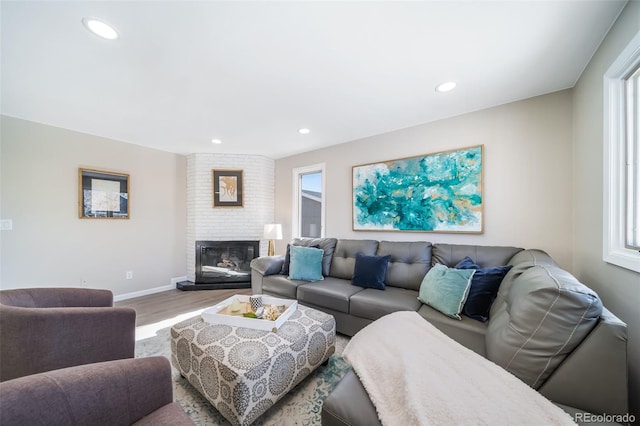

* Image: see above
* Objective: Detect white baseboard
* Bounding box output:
[114,276,187,302]
[171,276,188,286]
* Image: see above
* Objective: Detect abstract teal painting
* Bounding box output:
[352,145,483,233]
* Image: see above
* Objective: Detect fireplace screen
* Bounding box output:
[195,240,259,284]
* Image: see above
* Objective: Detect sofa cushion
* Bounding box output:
[432,244,522,268]
[297,277,365,314]
[262,275,306,299]
[376,241,432,291]
[417,304,488,356]
[290,237,338,276]
[352,253,391,290]
[288,245,324,281]
[349,287,421,321]
[329,240,379,279]
[455,256,512,322]
[418,264,474,320]
[486,263,603,389]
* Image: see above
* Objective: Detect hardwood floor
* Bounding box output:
[116,288,251,326]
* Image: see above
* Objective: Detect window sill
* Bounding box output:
[604,247,640,273]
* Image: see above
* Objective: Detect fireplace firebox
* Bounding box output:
[177,240,260,290]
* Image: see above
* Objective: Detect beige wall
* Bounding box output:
[276,90,575,268]
[572,0,640,418]
[0,116,187,298]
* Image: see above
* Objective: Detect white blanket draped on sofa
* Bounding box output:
[342,311,576,426]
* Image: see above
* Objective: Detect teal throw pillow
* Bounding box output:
[418,264,475,320]
[288,245,325,282]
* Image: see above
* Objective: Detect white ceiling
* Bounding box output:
[1,1,627,159]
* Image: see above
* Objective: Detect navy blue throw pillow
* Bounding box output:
[280,244,292,275]
[352,253,391,290]
[455,256,512,322]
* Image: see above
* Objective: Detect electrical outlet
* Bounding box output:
[126,271,133,280]
[81,278,88,287]
[0,219,12,231]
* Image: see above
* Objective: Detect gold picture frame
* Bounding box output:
[212,169,244,208]
[79,168,130,219]
[352,145,483,233]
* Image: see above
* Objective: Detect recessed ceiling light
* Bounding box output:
[435,81,457,92]
[298,128,311,135]
[82,18,118,40]
[211,139,222,144]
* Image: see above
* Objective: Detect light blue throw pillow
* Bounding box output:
[288,245,325,282]
[418,264,475,320]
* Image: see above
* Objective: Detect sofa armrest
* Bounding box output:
[0,306,136,381]
[538,308,628,416]
[250,256,285,276]
[250,256,285,294]
[322,369,382,426]
[0,357,181,425]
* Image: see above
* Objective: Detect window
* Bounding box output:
[603,30,640,272]
[292,164,325,238]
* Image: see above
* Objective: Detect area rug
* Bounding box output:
[135,323,351,425]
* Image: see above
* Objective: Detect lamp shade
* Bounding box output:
[263,224,283,240]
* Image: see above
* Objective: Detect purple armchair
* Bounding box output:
[0,287,136,381]
[0,357,193,425]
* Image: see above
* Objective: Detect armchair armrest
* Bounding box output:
[0,287,113,308]
[0,357,183,425]
[0,305,136,381]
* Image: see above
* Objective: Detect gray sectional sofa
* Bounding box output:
[250,238,629,422]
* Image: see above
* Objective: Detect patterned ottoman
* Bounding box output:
[170,305,336,426]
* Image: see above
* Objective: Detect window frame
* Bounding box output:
[603,30,640,273]
[625,65,640,250]
[292,163,326,238]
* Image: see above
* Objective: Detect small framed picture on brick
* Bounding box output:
[212,169,243,208]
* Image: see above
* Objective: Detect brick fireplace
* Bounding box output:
[192,240,259,289]
[181,153,275,290]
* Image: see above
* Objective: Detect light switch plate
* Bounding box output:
[0,219,12,231]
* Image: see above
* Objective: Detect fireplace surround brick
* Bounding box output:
[186,154,275,282]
